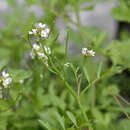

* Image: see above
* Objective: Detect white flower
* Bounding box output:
[4,77,12,84]
[19,80,24,84]
[41,30,48,38]
[40,27,50,38]
[64,63,70,67]
[2,71,9,78]
[82,48,88,55]
[3,82,8,88]
[29,22,50,39]
[37,23,42,28]
[44,46,51,55]
[1,71,12,88]
[82,48,95,57]
[87,50,95,56]
[37,23,46,29]
[45,28,50,33]
[32,43,51,60]
[32,29,37,34]
[2,77,12,88]
[33,43,40,51]
[29,31,33,35]
[37,52,48,59]
[30,50,35,59]
[28,22,51,66]
[29,29,37,35]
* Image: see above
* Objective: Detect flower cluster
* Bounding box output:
[28,22,51,66]
[0,71,12,88]
[31,43,51,65]
[82,48,95,57]
[29,23,50,39]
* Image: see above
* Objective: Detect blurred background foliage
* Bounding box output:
[0,0,130,130]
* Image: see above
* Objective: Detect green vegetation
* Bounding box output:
[0,0,130,130]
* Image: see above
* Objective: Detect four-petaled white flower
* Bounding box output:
[2,71,9,78]
[64,63,70,67]
[33,43,40,51]
[82,48,95,57]
[44,45,51,55]
[29,22,50,38]
[32,43,51,66]
[1,71,12,88]
[82,48,88,55]
[87,50,95,57]
[36,23,46,29]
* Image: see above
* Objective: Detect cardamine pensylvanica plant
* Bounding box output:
[27,22,130,130]
[28,22,98,129]
[1,1,130,129]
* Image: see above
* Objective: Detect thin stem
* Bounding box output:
[110,88,130,119]
[70,64,79,89]
[81,67,114,96]
[49,57,77,98]
[75,4,90,46]
[78,75,82,96]
[81,80,96,96]
[28,34,90,126]
[76,96,89,123]
[48,57,90,124]
[118,95,130,107]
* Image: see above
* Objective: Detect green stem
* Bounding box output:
[76,96,89,122]
[48,57,89,124]
[75,5,89,46]
[28,34,90,126]
[81,67,114,96]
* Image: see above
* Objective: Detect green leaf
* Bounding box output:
[38,120,52,130]
[50,95,66,111]
[8,69,32,81]
[66,111,78,127]
[111,4,130,22]
[92,108,103,123]
[54,112,65,130]
[97,62,103,78]
[105,40,130,68]
[83,67,90,83]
